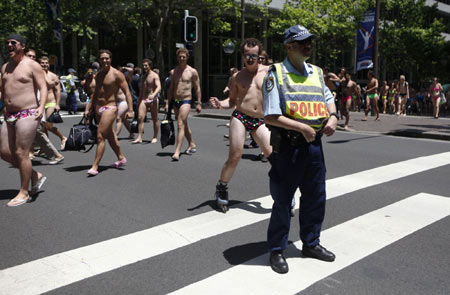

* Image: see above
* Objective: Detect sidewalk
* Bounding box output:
[196,108,450,141]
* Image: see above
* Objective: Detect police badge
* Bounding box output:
[266,76,274,92]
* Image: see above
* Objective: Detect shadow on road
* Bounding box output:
[327,135,380,144]
[0,189,19,200]
[64,165,111,173]
[223,240,297,266]
[0,189,43,203]
[188,200,271,215]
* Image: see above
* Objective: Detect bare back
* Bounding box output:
[94,67,127,107]
[229,64,269,118]
[171,65,198,100]
[1,58,43,112]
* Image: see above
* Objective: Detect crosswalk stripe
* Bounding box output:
[170,193,450,294]
[1,152,450,295]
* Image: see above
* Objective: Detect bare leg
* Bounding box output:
[132,101,147,143]
[149,100,159,143]
[373,98,380,120]
[172,104,191,160]
[1,117,41,204]
[251,123,272,157]
[90,110,119,171]
[115,101,129,136]
[219,117,246,183]
[363,98,370,121]
[344,98,352,128]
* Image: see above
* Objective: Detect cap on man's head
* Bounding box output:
[283,25,317,45]
[68,68,76,74]
[126,63,134,68]
[7,33,26,45]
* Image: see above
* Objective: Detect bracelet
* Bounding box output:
[329,112,339,119]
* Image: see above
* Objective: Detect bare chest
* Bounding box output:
[2,68,33,87]
[174,70,192,84]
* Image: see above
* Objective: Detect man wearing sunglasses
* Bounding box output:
[263,25,338,273]
[209,38,272,213]
[1,34,48,207]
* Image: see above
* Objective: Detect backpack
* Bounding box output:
[64,117,97,152]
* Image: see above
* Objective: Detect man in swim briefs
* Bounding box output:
[323,67,340,101]
[397,75,409,117]
[39,56,67,149]
[84,49,134,176]
[209,38,272,212]
[379,80,389,114]
[132,59,161,144]
[1,34,48,207]
[164,48,201,161]
[364,70,380,121]
[341,72,360,130]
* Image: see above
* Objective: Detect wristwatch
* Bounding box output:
[329,112,339,119]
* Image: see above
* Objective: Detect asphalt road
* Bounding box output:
[1,114,449,295]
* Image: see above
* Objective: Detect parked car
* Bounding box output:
[59,75,88,111]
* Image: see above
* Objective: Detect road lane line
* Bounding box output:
[170,193,450,294]
[1,152,450,294]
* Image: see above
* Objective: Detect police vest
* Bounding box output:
[65,75,73,92]
[273,62,328,131]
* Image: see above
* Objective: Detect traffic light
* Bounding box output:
[184,16,198,43]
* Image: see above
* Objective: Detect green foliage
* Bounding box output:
[380,0,447,82]
[0,0,57,60]
[264,0,371,66]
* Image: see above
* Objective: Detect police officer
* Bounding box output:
[263,25,338,274]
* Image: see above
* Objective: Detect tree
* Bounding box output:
[0,0,56,62]
[379,0,447,83]
[262,0,371,68]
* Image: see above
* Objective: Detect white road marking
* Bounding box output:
[1,152,450,294]
[170,193,450,295]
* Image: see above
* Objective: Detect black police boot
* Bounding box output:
[215,181,229,213]
[302,244,335,262]
[269,251,289,274]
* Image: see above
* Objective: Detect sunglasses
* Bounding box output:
[244,53,258,60]
[258,56,266,62]
[6,40,18,46]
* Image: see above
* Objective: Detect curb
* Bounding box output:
[198,112,450,142]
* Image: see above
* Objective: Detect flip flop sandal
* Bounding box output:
[7,196,31,207]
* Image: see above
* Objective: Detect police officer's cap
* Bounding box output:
[283,25,317,45]
[68,68,77,74]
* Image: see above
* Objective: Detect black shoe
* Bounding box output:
[269,251,289,274]
[68,111,73,115]
[302,244,335,262]
[258,153,268,163]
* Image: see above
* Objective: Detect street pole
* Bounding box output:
[374,0,380,78]
[59,31,64,74]
[241,0,245,68]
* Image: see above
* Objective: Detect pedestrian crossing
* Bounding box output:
[170,193,450,294]
[1,152,450,295]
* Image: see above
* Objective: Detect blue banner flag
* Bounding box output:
[356,9,375,71]
[45,0,59,20]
